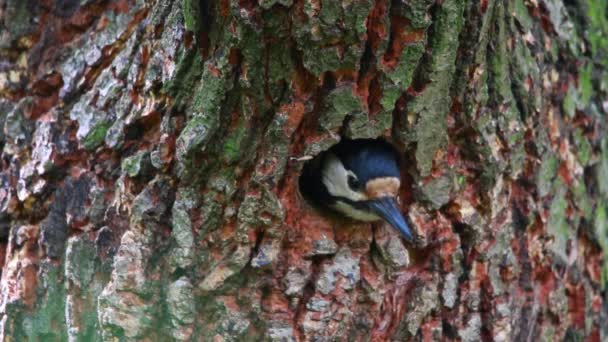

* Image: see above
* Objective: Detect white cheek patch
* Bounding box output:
[332,201,379,222]
[322,154,367,202]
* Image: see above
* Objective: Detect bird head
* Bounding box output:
[320,139,414,242]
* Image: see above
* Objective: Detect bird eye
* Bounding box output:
[347,174,360,189]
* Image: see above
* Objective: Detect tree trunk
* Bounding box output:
[0,0,606,340]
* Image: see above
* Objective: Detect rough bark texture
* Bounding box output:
[0,0,607,340]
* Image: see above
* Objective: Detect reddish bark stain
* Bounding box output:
[366,0,388,51]
[332,70,357,84]
[557,162,573,187]
[439,235,459,272]
[280,102,306,136]
[591,294,602,314]
[31,94,59,120]
[109,0,131,14]
[207,64,222,77]
[420,319,440,342]
[256,157,278,178]
[219,220,237,241]
[0,244,6,269]
[371,268,425,340]
[588,328,601,342]
[31,71,63,97]
[20,263,39,308]
[292,65,317,100]
[585,251,603,284]
[238,0,257,12]
[229,48,241,65]
[219,295,241,312]
[261,289,291,315]
[159,133,176,166]
[219,0,230,17]
[382,16,425,70]
[566,283,586,329]
[446,142,458,167]
[481,0,489,13]
[534,265,556,306]
[355,69,376,112]
[367,75,383,116]
[359,256,382,289]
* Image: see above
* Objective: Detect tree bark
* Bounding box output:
[0,0,606,340]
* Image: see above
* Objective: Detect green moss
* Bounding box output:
[578,63,593,107]
[383,43,425,92]
[163,50,204,109]
[266,43,293,103]
[259,0,293,9]
[222,121,247,163]
[193,57,232,117]
[344,110,392,139]
[513,0,533,31]
[586,0,608,68]
[397,0,434,29]
[235,24,262,84]
[563,85,577,117]
[548,186,569,259]
[598,138,608,197]
[510,37,541,116]
[488,1,521,126]
[380,86,402,112]
[572,181,593,219]
[329,88,362,115]
[509,143,527,177]
[176,52,233,161]
[181,0,200,32]
[170,195,195,270]
[66,237,96,288]
[319,0,341,24]
[122,151,150,177]
[573,129,591,166]
[22,264,68,341]
[176,112,219,161]
[537,152,558,197]
[320,87,364,131]
[595,202,608,288]
[2,0,39,45]
[302,46,363,75]
[83,120,111,151]
[407,0,464,176]
[293,0,371,75]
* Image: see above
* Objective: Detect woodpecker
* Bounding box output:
[299,138,414,242]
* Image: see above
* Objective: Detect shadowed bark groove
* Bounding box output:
[0,0,606,340]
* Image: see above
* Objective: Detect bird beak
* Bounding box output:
[367,197,414,242]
